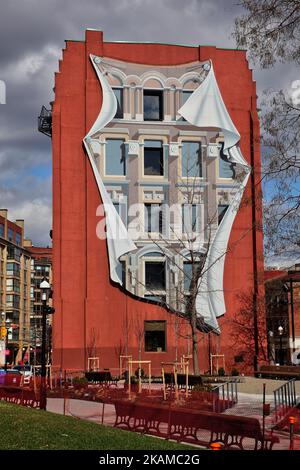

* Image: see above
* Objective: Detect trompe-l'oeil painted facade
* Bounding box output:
[51,30,266,374]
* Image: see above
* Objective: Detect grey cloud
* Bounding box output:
[0,175,51,246]
[0,0,297,245]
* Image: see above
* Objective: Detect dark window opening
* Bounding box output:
[145,262,165,290]
[15,232,21,246]
[7,228,14,242]
[116,260,126,288]
[7,246,21,261]
[144,321,166,352]
[144,144,164,176]
[234,355,244,363]
[143,90,163,121]
[218,204,229,225]
[113,88,123,119]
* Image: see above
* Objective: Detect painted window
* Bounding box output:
[144,203,163,233]
[181,90,193,121]
[218,204,229,225]
[143,90,163,121]
[182,204,199,233]
[183,261,202,291]
[145,261,165,291]
[105,139,126,176]
[183,262,193,292]
[219,144,236,178]
[182,90,193,106]
[113,88,123,119]
[144,140,164,176]
[116,260,126,287]
[113,201,127,228]
[144,320,166,352]
[181,141,202,177]
[0,223,4,237]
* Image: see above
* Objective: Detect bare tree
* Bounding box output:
[131,147,251,375]
[114,339,125,374]
[133,315,145,381]
[86,327,100,366]
[234,0,300,68]
[261,89,300,254]
[229,290,268,369]
[234,1,300,255]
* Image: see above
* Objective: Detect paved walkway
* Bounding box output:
[47,393,299,451]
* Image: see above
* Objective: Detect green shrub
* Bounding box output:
[218,367,226,376]
[72,377,88,386]
[231,368,239,376]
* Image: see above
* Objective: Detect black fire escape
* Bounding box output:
[38,105,52,137]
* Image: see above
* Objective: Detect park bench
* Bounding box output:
[84,370,118,387]
[164,372,203,389]
[113,400,279,450]
[257,365,300,380]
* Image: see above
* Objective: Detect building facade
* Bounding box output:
[50,30,265,375]
[265,268,300,365]
[27,244,53,365]
[0,209,31,366]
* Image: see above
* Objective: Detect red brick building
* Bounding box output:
[265,269,300,365]
[51,30,265,375]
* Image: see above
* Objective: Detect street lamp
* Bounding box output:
[278,325,284,366]
[39,278,55,411]
[1,312,5,368]
[268,330,275,363]
[1,313,11,371]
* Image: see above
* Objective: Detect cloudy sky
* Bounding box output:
[0,0,297,245]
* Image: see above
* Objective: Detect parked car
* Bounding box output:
[12,365,33,377]
[0,369,22,386]
[12,365,39,384]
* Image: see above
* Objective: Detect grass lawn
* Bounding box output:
[0,402,195,450]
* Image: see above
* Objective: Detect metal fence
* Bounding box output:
[273,379,297,422]
[211,380,238,412]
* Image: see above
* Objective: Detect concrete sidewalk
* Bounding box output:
[46,396,298,450]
